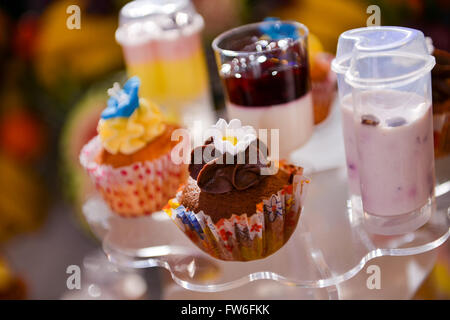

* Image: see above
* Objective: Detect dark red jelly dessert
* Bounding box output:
[220,37,310,107]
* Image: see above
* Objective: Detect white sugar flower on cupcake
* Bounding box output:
[208,118,257,156]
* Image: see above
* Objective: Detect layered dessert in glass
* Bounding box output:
[115,0,214,136]
[432,48,450,157]
[212,20,314,159]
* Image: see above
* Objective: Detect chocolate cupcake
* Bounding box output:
[164,119,309,261]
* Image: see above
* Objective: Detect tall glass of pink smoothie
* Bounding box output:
[333,71,362,211]
[333,27,436,235]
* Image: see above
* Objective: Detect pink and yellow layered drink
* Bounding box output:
[115,0,214,130]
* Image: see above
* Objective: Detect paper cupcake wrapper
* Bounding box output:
[164,170,310,261]
[80,136,187,217]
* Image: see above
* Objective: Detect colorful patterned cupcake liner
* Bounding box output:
[80,136,187,217]
[164,169,310,261]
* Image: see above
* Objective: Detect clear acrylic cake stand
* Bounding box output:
[82,106,450,296]
[82,165,449,294]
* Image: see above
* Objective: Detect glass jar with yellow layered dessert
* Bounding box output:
[115,0,215,137]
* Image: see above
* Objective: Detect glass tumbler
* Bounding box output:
[334,26,436,235]
[212,20,314,159]
[115,0,215,137]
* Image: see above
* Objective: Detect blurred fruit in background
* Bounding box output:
[431,48,450,158]
[0,256,27,300]
[274,0,449,53]
[310,52,336,124]
[33,0,123,105]
[192,0,243,40]
[274,0,367,53]
[193,0,292,40]
[0,0,128,243]
[0,9,9,55]
[307,33,323,65]
[0,8,12,85]
[60,73,125,229]
[13,12,39,61]
[0,57,49,243]
[370,0,449,51]
[0,108,47,163]
[307,33,336,124]
[0,154,48,243]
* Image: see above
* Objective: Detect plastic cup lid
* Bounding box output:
[331,26,435,88]
[116,0,203,45]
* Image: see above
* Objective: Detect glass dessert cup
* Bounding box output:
[333,26,437,235]
[354,90,435,235]
[115,0,215,137]
[212,20,314,159]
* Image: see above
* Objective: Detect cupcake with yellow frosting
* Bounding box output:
[80,77,187,217]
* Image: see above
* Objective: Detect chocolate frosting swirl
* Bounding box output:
[189,138,270,194]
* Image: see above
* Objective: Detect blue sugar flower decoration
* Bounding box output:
[260,17,299,41]
[101,76,141,120]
